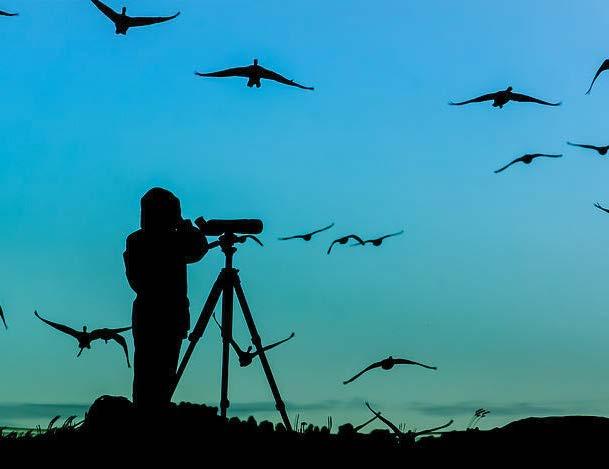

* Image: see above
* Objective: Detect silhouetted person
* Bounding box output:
[594,202,609,214]
[356,230,405,247]
[0,10,17,16]
[34,310,131,366]
[586,59,609,94]
[212,314,295,367]
[327,234,364,254]
[343,355,436,384]
[567,141,609,155]
[195,59,314,90]
[278,223,334,241]
[494,153,562,173]
[449,86,561,108]
[124,188,208,410]
[90,0,180,35]
[0,305,6,329]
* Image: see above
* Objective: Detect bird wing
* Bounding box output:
[92,331,131,368]
[0,305,6,329]
[509,92,561,106]
[594,203,609,214]
[255,332,295,356]
[586,59,609,94]
[378,230,405,241]
[90,0,120,22]
[0,10,18,16]
[128,12,180,27]
[353,414,380,432]
[343,361,382,384]
[365,402,402,435]
[89,326,131,341]
[494,157,521,174]
[258,66,314,90]
[415,419,454,435]
[327,240,339,254]
[34,311,81,339]
[195,66,252,78]
[448,92,497,105]
[567,142,600,151]
[308,223,335,236]
[277,234,302,241]
[393,358,437,370]
[348,235,365,245]
[532,153,563,159]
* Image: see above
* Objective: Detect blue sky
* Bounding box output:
[2,0,609,431]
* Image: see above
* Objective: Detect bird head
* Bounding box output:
[506,86,513,92]
[253,59,259,66]
[121,7,127,15]
[82,326,88,333]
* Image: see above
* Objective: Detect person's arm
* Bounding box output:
[124,233,143,293]
[177,218,209,263]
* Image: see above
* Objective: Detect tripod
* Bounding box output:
[170,232,292,431]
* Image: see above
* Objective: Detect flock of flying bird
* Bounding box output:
[4,1,609,430]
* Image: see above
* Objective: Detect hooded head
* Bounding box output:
[140,187,181,231]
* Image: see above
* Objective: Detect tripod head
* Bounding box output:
[195,217,263,266]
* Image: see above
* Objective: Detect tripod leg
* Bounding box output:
[170,273,224,399]
[220,269,235,418]
[233,278,293,431]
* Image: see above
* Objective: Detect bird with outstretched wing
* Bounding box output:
[91,0,179,34]
[279,223,335,241]
[195,59,314,90]
[343,356,437,384]
[212,314,294,367]
[494,153,562,174]
[34,310,131,367]
[357,230,405,246]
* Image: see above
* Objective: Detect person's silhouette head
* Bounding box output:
[140,187,181,231]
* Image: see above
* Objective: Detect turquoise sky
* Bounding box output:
[2,0,609,431]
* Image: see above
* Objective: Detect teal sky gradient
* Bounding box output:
[2,0,609,431]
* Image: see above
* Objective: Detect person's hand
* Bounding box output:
[194,217,207,231]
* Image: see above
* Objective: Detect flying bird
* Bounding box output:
[586,59,609,95]
[365,402,453,443]
[449,86,561,108]
[195,59,314,90]
[212,314,294,367]
[34,310,131,367]
[356,230,405,247]
[278,223,334,241]
[90,0,179,35]
[0,10,17,16]
[343,355,437,385]
[494,153,562,174]
[0,305,6,329]
[327,234,364,254]
[594,202,609,215]
[567,141,609,156]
